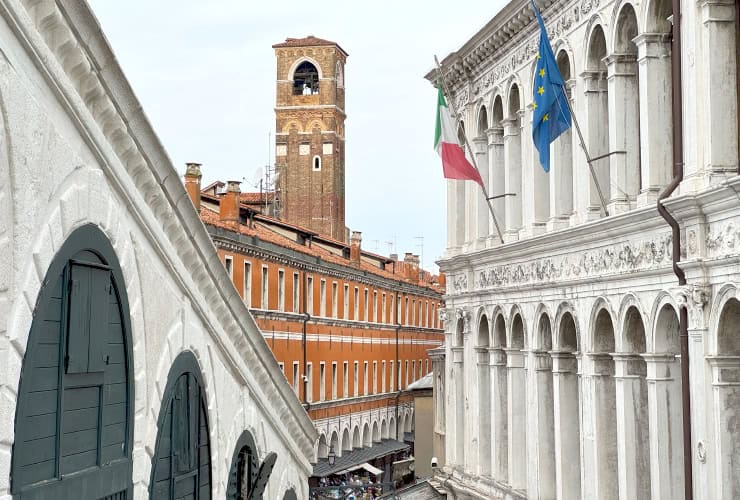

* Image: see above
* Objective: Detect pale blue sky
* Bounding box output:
[87,0,507,272]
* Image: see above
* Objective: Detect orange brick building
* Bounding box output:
[184,167,445,481]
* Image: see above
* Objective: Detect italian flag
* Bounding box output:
[434,86,483,187]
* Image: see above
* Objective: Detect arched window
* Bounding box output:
[150,351,212,498]
[293,61,319,95]
[313,155,321,171]
[227,430,278,500]
[11,224,133,499]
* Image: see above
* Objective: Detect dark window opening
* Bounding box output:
[313,156,321,170]
[293,61,319,95]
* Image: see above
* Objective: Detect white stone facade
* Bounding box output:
[430,0,740,499]
[0,1,315,498]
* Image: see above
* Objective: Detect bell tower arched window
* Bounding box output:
[293,61,319,95]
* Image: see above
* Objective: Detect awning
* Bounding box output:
[312,439,410,478]
[339,462,383,476]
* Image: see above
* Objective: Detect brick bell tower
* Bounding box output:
[273,36,347,242]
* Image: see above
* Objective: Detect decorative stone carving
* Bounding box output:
[475,234,673,289]
[439,308,450,323]
[705,221,740,257]
[580,0,600,15]
[688,283,711,331]
[452,273,468,292]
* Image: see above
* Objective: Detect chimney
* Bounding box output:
[184,162,202,212]
[390,253,398,262]
[349,231,362,267]
[403,252,418,281]
[219,180,241,225]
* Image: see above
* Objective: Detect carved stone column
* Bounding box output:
[580,70,610,220]
[490,347,509,483]
[452,346,465,472]
[613,353,650,500]
[531,350,556,498]
[549,81,575,231]
[506,348,527,491]
[473,137,490,247]
[476,347,491,476]
[634,33,672,205]
[487,126,505,246]
[552,351,581,500]
[581,353,618,500]
[643,353,684,500]
[502,116,522,241]
[606,54,640,213]
[698,0,738,183]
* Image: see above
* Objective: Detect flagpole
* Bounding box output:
[557,88,610,217]
[434,55,506,245]
[533,0,610,217]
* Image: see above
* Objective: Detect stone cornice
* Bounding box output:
[4,0,316,466]
[426,0,595,111]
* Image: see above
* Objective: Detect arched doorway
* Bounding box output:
[10,224,133,499]
[150,351,212,498]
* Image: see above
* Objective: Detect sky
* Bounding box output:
[87,0,508,272]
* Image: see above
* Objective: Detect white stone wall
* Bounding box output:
[435,0,740,498]
[0,1,315,498]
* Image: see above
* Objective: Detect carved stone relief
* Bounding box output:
[475,234,673,289]
[705,221,740,258]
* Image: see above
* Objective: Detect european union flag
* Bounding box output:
[531,0,571,172]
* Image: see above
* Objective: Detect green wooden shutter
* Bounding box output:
[66,263,110,374]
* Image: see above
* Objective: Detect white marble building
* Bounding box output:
[0,1,315,498]
[428,0,740,498]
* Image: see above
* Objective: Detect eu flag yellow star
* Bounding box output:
[532,102,538,110]
[539,68,545,77]
[543,114,549,122]
[538,86,545,95]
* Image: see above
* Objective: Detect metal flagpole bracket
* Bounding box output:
[486,193,516,201]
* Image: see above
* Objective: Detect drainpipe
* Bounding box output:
[656,0,691,498]
[302,270,311,408]
[395,294,402,440]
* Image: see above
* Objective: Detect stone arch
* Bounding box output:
[507,80,522,115]
[317,433,328,459]
[554,302,581,352]
[477,104,489,137]
[389,417,397,439]
[617,293,648,352]
[281,120,303,134]
[709,284,740,355]
[341,427,351,453]
[405,410,413,432]
[584,17,610,67]
[381,419,388,439]
[283,488,298,500]
[492,309,508,348]
[534,304,554,350]
[642,0,672,33]
[362,422,371,447]
[712,290,740,495]
[329,430,340,456]
[352,425,361,449]
[509,306,527,349]
[650,292,681,354]
[477,310,490,347]
[287,56,324,81]
[491,93,505,125]
[589,298,616,353]
[372,421,380,443]
[306,118,328,133]
[613,2,640,54]
[455,316,465,346]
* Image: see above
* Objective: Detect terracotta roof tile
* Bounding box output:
[200,208,441,292]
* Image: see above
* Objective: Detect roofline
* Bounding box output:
[272,39,349,57]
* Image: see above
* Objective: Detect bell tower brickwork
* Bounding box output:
[273,36,347,242]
